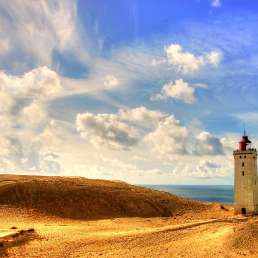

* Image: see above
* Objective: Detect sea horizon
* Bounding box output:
[142,185,234,204]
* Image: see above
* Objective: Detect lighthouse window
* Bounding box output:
[244,155,246,159]
[240,156,242,158]
[242,171,245,176]
[242,162,244,167]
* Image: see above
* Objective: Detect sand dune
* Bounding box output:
[0,174,208,220]
[2,174,258,258]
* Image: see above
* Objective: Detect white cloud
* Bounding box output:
[76,107,226,161]
[0,59,229,183]
[103,75,120,90]
[0,67,65,173]
[145,115,189,157]
[166,155,233,180]
[24,67,61,98]
[72,44,168,95]
[0,66,61,100]
[39,152,61,174]
[194,131,224,155]
[188,158,228,178]
[76,112,139,149]
[0,1,232,183]
[0,90,15,114]
[68,118,234,183]
[0,67,232,180]
[165,44,222,73]
[0,0,88,70]
[145,119,225,159]
[199,160,221,169]
[76,107,171,150]
[206,51,222,64]
[22,102,48,129]
[0,67,62,165]
[119,106,167,127]
[211,0,221,8]
[151,79,197,104]
[0,135,23,167]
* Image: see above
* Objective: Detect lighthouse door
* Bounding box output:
[241,208,246,215]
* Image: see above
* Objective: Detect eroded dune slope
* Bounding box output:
[0,174,207,220]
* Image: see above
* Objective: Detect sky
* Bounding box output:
[0,0,257,185]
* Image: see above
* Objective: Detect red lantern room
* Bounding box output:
[239,132,251,151]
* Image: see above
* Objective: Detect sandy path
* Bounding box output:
[0,211,252,258]
[1,207,256,258]
[69,221,239,258]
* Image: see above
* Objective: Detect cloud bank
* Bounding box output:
[0,67,63,172]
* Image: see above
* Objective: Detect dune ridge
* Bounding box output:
[0,174,207,220]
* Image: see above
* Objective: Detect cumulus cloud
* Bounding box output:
[212,0,221,8]
[0,122,66,174]
[0,135,23,167]
[22,102,48,129]
[0,66,61,100]
[0,63,228,180]
[0,90,16,115]
[0,66,61,130]
[76,113,139,149]
[76,107,171,149]
[165,44,222,73]
[119,106,167,127]
[194,131,224,155]
[0,66,64,173]
[151,79,197,104]
[21,68,62,99]
[76,107,226,161]
[144,117,225,159]
[145,115,189,157]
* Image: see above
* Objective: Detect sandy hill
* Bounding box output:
[0,174,208,220]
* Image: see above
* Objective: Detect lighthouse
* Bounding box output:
[233,133,258,215]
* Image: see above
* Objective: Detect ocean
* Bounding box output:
[144,185,234,204]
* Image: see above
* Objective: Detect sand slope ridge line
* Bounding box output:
[0,174,210,220]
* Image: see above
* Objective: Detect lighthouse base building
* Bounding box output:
[234,134,258,215]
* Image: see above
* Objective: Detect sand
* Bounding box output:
[0,175,258,257]
[0,174,208,220]
[1,206,257,258]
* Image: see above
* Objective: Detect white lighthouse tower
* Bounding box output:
[233,133,258,215]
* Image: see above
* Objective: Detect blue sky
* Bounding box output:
[0,0,257,184]
[74,0,258,135]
